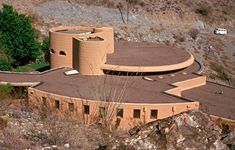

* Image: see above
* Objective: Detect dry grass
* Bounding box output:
[210,62,231,82]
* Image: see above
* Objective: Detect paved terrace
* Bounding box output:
[0,61,199,104]
[0,61,234,119]
[182,82,235,120]
[106,41,191,66]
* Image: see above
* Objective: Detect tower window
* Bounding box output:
[59,51,66,56]
[50,49,55,54]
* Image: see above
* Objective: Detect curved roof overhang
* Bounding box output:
[102,52,194,73]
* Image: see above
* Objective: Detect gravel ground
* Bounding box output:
[37,0,156,27]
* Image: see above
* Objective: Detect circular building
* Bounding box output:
[50,26,193,75]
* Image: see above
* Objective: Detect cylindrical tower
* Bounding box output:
[76,37,107,75]
[49,26,93,68]
[94,27,114,54]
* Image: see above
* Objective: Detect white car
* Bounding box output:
[214,28,227,35]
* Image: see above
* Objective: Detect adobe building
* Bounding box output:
[0,26,234,130]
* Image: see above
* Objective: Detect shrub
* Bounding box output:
[210,63,231,82]
[0,59,11,71]
[41,37,50,63]
[195,6,209,16]
[0,115,8,128]
[188,28,199,40]
[222,123,231,135]
[0,4,40,66]
[126,0,144,5]
[0,85,13,92]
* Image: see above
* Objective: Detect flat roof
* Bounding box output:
[1,61,235,119]
[0,61,200,104]
[106,41,191,66]
[182,82,235,120]
[33,61,200,104]
[57,30,91,34]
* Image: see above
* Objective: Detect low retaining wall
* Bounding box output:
[165,76,206,96]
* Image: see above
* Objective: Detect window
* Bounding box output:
[68,103,74,112]
[116,108,123,118]
[55,100,60,109]
[133,109,141,119]
[42,97,46,105]
[50,49,55,54]
[150,109,158,119]
[59,51,66,56]
[99,107,106,117]
[83,105,90,114]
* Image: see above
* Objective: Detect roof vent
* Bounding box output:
[64,70,79,75]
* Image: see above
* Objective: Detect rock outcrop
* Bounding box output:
[116,110,230,150]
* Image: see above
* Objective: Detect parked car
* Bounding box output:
[214,28,227,35]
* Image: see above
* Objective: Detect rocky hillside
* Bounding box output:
[0,99,234,149]
[113,110,235,150]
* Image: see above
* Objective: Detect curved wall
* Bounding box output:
[28,87,199,130]
[50,26,114,75]
[94,27,114,54]
[49,26,94,68]
[77,38,107,75]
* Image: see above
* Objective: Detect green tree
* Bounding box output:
[0,4,40,66]
[0,60,11,71]
[41,37,50,63]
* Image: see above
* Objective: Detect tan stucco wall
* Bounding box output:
[50,26,114,75]
[94,27,114,54]
[28,88,199,130]
[76,38,107,75]
[50,26,195,75]
[50,26,94,69]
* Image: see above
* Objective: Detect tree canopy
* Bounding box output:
[0,4,40,66]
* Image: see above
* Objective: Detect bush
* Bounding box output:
[196,7,209,16]
[126,0,144,5]
[41,37,50,63]
[0,59,11,71]
[0,4,40,66]
[188,28,199,40]
[210,63,231,82]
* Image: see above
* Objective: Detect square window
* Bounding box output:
[116,108,123,118]
[68,103,74,112]
[55,100,60,109]
[150,109,158,119]
[42,97,46,105]
[84,105,90,114]
[133,109,141,119]
[99,107,106,117]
